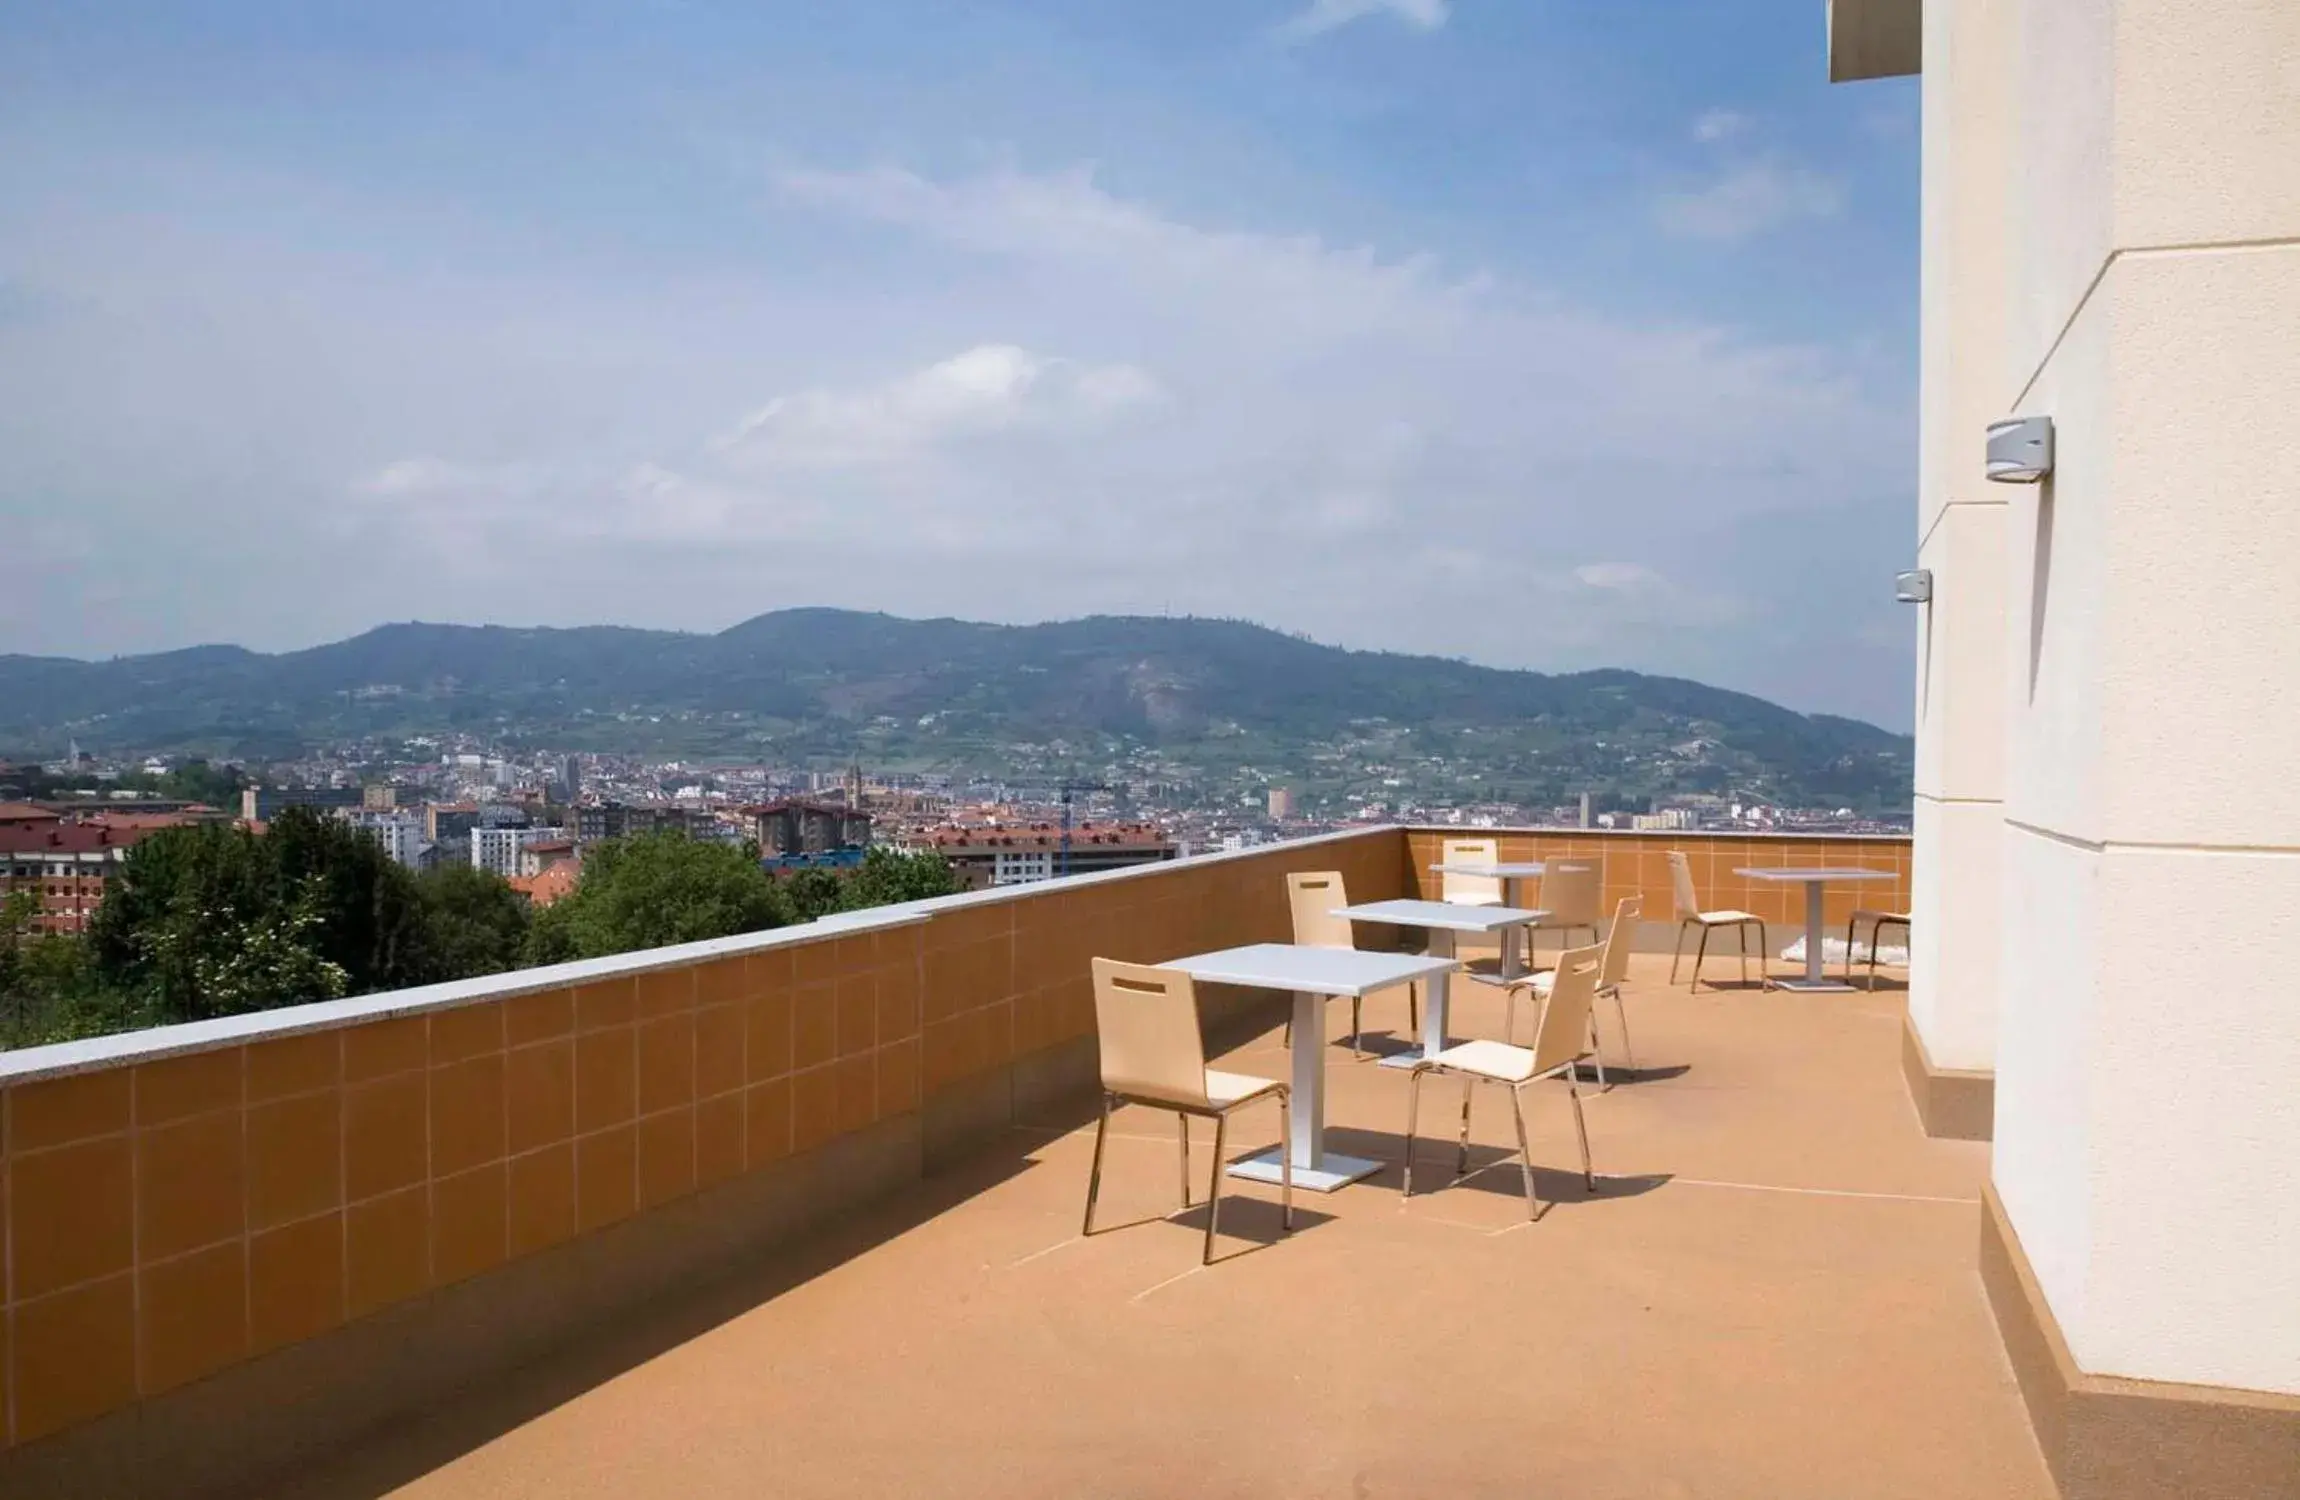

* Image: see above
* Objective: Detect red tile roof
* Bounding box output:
[913,822,1170,852]
[508,864,579,907]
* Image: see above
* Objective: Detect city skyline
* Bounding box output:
[0,2,1920,726]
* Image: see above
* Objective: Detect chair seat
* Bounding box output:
[1424,1038,1541,1083]
[1204,1069,1284,1107]
[1691,909,1760,925]
[1851,909,1911,923]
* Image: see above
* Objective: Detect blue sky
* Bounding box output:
[0,1,1920,726]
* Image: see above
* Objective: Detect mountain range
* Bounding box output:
[0,610,1913,810]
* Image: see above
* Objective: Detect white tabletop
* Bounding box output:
[1732,867,1897,882]
[1332,899,1548,933]
[1430,861,1549,878]
[1163,943,1459,998]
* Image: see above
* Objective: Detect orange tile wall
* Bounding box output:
[0,826,1415,1452]
[1403,828,1911,933]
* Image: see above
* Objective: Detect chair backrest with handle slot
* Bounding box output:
[1091,958,1210,1109]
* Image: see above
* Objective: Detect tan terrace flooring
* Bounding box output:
[271,954,2049,1500]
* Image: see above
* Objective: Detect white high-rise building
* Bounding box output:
[338,809,426,869]
[470,825,566,877]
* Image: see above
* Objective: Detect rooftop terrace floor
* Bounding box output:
[275,955,2049,1499]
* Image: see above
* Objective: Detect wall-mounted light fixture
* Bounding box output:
[1986,416,2054,483]
[1895,569,1933,604]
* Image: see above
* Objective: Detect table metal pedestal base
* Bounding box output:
[1770,976,1857,994]
[1226,1148,1383,1194]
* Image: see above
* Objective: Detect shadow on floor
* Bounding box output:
[1085,1193,1341,1262]
[267,1132,1057,1500]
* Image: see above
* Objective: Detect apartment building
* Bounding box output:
[0,809,188,934]
[743,798,872,859]
[905,821,1177,890]
[337,807,427,868]
[469,824,567,878]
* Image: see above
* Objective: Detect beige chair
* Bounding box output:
[1283,870,1418,1057]
[1516,895,1641,1087]
[1438,837,1508,976]
[1085,958,1293,1265]
[1666,850,1766,991]
[1438,837,1503,906]
[1403,942,1602,1220]
[1527,859,1603,959]
[1843,909,1911,990]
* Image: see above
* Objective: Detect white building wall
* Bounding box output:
[1984,0,2300,1395]
[1905,0,2015,1077]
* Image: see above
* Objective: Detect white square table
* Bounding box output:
[1328,899,1547,1069]
[1731,867,1898,992]
[1161,943,1460,1192]
[1429,859,1547,909]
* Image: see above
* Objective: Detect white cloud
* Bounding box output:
[716,343,1162,466]
[1652,158,1844,241]
[330,163,1903,703]
[1573,562,1664,591]
[1691,109,1749,144]
[1272,0,1449,45]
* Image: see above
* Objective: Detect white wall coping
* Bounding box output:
[1403,823,1910,843]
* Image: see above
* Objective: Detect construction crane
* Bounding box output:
[1056,781,1113,878]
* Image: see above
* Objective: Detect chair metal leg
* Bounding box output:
[1670,921,1690,983]
[1276,1090,1294,1232]
[1587,1014,1607,1091]
[1349,996,1364,1060]
[1082,1094,1112,1236]
[1755,923,1768,987]
[1456,1074,1475,1178]
[1403,1067,1425,1199]
[1692,926,1711,992]
[1738,921,1749,987]
[1843,914,1861,984]
[1508,1083,1539,1221]
[1177,1112,1191,1207]
[1503,985,1518,1045]
[1203,1111,1228,1265]
[1612,986,1637,1072]
[1567,1076,1594,1190]
[1408,981,1420,1037]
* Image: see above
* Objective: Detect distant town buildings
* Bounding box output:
[1267,787,1295,820]
[0,801,205,934]
[241,785,363,822]
[744,799,871,859]
[338,807,427,868]
[904,822,1176,890]
[573,803,723,845]
[471,825,568,878]
[517,838,578,878]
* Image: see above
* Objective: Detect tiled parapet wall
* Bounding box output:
[0,825,1412,1463]
[1402,827,1911,935]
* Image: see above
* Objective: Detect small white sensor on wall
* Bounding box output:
[1986,416,2054,483]
[1894,569,1932,604]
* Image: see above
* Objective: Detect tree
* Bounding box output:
[412,864,531,980]
[262,807,433,993]
[131,877,349,1021]
[1,894,141,1047]
[525,833,791,963]
[90,808,433,1021]
[782,867,848,923]
[837,847,961,911]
